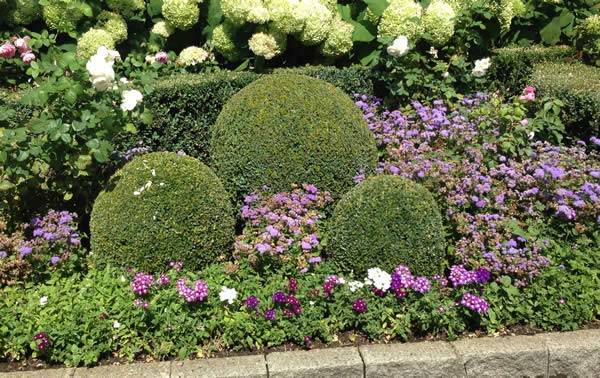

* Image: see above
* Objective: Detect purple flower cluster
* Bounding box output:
[448,265,491,287]
[33,331,50,352]
[352,298,368,313]
[356,94,600,281]
[389,265,431,297]
[133,299,150,309]
[122,141,150,161]
[244,295,260,310]
[131,272,154,295]
[322,275,343,297]
[235,184,332,271]
[176,278,209,303]
[460,293,489,314]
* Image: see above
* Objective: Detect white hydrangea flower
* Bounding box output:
[177,46,211,66]
[472,57,491,77]
[387,35,410,57]
[297,0,333,46]
[267,0,304,34]
[348,280,365,292]
[39,296,48,306]
[422,0,456,46]
[219,286,238,304]
[120,89,143,112]
[248,31,286,60]
[367,267,392,291]
[378,0,423,40]
[151,20,175,38]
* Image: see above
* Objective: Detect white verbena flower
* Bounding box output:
[367,267,392,291]
[219,286,238,304]
[348,280,365,292]
[120,89,143,112]
[387,35,410,57]
[113,320,121,329]
[39,296,48,306]
[472,57,491,77]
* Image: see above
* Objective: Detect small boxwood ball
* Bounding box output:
[90,152,235,272]
[328,175,446,276]
[210,73,378,200]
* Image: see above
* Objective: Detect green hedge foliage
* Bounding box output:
[90,152,235,272]
[531,61,600,140]
[490,45,575,95]
[210,73,378,200]
[117,66,375,163]
[328,175,446,276]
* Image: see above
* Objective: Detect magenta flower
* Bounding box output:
[244,295,260,309]
[176,278,209,303]
[264,308,276,321]
[33,332,51,352]
[131,272,154,296]
[155,51,168,64]
[352,298,368,313]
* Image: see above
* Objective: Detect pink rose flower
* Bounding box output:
[154,51,168,64]
[519,86,536,102]
[21,52,35,65]
[0,42,16,59]
[13,37,31,54]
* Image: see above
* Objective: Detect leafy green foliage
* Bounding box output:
[490,44,575,95]
[90,152,235,272]
[210,73,378,200]
[328,175,447,276]
[531,61,600,140]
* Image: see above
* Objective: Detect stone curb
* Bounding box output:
[3,329,600,377]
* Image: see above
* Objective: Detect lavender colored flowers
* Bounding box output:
[460,293,489,314]
[234,184,332,271]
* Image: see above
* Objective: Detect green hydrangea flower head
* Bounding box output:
[492,0,525,31]
[248,29,287,59]
[378,0,423,40]
[363,7,380,25]
[221,0,269,26]
[97,11,128,43]
[177,46,212,66]
[42,0,85,32]
[106,0,145,19]
[297,0,333,46]
[151,20,175,38]
[211,22,243,61]
[162,0,200,30]
[77,28,116,60]
[266,0,304,34]
[7,0,41,26]
[321,17,354,57]
[422,0,455,46]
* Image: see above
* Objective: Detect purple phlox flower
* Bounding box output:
[411,276,431,293]
[264,308,276,321]
[352,298,368,313]
[245,295,260,309]
[272,291,288,303]
[131,272,154,296]
[176,278,209,303]
[460,293,489,314]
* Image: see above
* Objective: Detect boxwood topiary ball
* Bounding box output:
[328,175,446,276]
[210,73,378,200]
[90,152,235,272]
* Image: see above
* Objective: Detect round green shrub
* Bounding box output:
[328,175,446,276]
[210,73,378,200]
[90,152,235,272]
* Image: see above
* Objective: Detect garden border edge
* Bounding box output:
[3,329,599,377]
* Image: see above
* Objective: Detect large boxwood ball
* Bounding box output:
[90,152,235,272]
[328,175,446,276]
[210,73,378,199]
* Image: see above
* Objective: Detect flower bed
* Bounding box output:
[1,88,598,367]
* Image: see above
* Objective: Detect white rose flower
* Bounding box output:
[219,286,238,304]
[86,47,120,91]
[39,296,48,306]
[120,89,144,112]
[367,267,392,291]
[472,57,491,77]
[387,35,410,57]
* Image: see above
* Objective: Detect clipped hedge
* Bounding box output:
[490,45,575,94]
[117,65,375,162]
[90,152,235,272]
[328,175,446,276]
[531,62,600,140]
[210,73,378,200]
